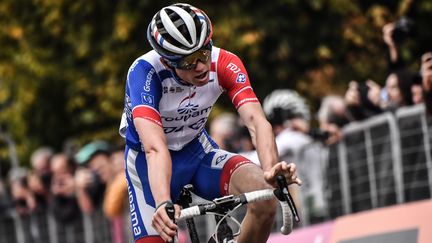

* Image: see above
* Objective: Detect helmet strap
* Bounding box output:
[160,58,174,69]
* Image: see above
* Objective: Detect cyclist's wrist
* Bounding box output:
[155,200,173,211]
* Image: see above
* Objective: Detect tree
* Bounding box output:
[0,0,430,165]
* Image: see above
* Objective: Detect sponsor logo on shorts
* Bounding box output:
[215,154,228,165]
[211,150,235,169]
[127,181,142,236]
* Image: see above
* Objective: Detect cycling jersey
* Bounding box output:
[119,46,259,151]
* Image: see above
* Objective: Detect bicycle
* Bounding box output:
[166,175,300,243]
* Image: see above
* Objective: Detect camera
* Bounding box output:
[358,82,369,104]
[392,17,415,44]
[308,128,330,142]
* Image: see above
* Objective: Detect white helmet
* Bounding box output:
[147,3,213,61]
[263,89,310,124]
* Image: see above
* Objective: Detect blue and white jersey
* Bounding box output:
[119,46,259,151]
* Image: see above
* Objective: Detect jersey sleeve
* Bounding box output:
[127,60,163,126]
[216,49,259,109]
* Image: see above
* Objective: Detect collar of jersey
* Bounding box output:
[170,69,193,87]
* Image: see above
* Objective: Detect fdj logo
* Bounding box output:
[236,73,246,83]
[227,62,241,73]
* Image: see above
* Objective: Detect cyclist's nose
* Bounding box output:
[194,59,207,71]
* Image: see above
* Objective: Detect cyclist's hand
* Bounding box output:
[264,161,302,187]
[152,202,180,242]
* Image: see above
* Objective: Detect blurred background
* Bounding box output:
[1,0,432,242]
[1,0,432,163]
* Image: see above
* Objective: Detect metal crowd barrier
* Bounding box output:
[327,104,432,218]
[0,208,113,243]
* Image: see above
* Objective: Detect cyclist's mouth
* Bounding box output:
[195,71,208,81]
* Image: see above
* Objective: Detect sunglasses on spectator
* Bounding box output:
[168,42,212,70]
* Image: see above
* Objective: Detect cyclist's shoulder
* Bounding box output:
[128,50,165,75]
[213,47,246,76]
[214,46,241,61]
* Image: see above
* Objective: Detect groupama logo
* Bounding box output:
[178,92,199,114]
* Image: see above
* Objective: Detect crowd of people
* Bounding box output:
[0,141,131,242]
[318,20,432,145]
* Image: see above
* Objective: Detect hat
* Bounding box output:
[75,141,110,165]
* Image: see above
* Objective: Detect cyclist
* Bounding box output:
[119,4,301,243]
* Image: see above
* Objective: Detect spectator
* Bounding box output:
[8,168,36,216]
[421,52,432,91]
[209,112,238,150]
[263,89,311,135]
[382,19,417,109]
[411,74,424,104]
[74,141,112,214]
[383,69,415,109]
[209,112,255,153]
[344,80,383,121]
[232,124,255,153]
[382,18,415,71]
[30,147,53,180]
[421,52,432,116]
[50,153,80,223]
[317,95,351,145]
[28,147,53,211]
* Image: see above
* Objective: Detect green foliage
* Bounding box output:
[0,0,431,164]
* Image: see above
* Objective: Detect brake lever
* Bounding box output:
[276,175,300,222]
[165,201,178,243]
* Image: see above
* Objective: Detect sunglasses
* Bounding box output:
[169,43,212,70]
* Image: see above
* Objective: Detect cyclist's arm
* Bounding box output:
[134,117,172,205]
[126,59,169,203]
[237,102,278,171]
[215,49,277,171]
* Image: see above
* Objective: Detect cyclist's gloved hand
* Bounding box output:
[264,161,302,187]
[151,200,180,242]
